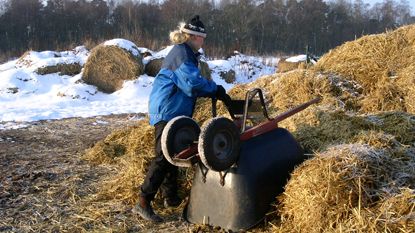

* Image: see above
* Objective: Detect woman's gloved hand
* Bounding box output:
[215,85,232,106]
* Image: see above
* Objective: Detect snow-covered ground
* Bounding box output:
[0,39,279,129]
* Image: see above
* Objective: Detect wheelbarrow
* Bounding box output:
[161,88,320,231]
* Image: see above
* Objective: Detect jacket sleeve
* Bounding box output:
[172,61,217,98]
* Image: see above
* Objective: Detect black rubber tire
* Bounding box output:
[198,117,240,171]
[161,116,200,167]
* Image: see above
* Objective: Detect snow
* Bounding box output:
[286,54,307,63]
[103,38,141,57]
[0,39,277,127]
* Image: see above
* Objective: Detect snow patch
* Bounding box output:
[286,54,307,63]
[103,38,141,57]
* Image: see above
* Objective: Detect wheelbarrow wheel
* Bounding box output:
[198,117,240,171]
[161,116,200,167]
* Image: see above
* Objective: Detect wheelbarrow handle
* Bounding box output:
[241,88,271,132]
[240,96,321,141]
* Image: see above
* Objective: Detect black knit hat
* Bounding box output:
[181,15,206,38]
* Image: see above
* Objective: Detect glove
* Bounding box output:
[215,85,232,106]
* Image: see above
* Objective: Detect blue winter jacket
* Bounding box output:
[148,43,217,125]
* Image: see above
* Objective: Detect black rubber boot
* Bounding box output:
[132,196,163,222]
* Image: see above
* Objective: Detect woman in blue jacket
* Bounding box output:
[134,15,231,222]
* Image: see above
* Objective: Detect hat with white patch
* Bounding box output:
[180,15,207,38]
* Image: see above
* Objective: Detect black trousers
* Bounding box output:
[140,121,178,202]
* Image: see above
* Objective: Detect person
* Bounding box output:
[133,15,232,222]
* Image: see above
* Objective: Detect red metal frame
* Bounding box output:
[239,97,320,141]
[172,97,321,161]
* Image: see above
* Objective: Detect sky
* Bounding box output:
[332,0,415,13]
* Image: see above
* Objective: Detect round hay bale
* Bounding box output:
[82,45,144,93]
[199,60,212,80]
[219,70,236,83]
[36,63,82,76]
[144,58,163,77]
[278,144,415,232]
[277,58,305,73]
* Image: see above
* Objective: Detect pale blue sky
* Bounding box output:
[337,0,415,13]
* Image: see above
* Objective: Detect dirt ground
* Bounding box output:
[0,114,274,233]
[0,114,191,232]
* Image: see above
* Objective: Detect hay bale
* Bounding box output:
[277,58,305,73]
[36,63,82,76]
[219,70,236,83]
[144,58,163,77]
[143,58,210,79]
[16,50,83,75]
[277,144,415,233]
[199,60,212,80]
[82,44,144,93]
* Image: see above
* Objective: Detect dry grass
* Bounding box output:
[82,45,144,93]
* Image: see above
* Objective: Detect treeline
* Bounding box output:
[0,0,414,60]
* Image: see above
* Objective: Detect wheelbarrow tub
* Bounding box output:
[185,127,306,231]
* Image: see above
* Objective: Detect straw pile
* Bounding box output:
[82,45,144,93]
[276,144,415,233]
[83,119,193,205]
[279,109,414,152]
[83,120,153,165]
[315,24,415,113]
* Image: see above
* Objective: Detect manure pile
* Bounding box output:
[82,25,415,232]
